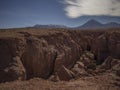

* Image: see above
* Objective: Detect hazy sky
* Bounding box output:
[0,0,120,28]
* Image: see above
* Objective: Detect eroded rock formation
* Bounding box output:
[0,28,120,83]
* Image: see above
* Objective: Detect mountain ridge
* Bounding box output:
[33,24,67,28]
[77,19,120,29]
[32,20,120,29]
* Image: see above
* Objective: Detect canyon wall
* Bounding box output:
[0,28,120,82]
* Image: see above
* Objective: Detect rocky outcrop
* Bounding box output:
[79,51,95,66]
[108,32,120,58]
[0,30,82,82]
[21,36,57,79]
[92,31,120,64]
[0,56,26,82]
[4,56,26,81]
[0,38,26,82]
[97,56,113,70]
[0,29,120,82]
[95,56,120,76]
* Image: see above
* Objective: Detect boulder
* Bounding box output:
[96,56,113,70]
[54,45,80,73]
[71,67,87,77]
[74,61,84,68]
[112,64,120,76]
[49,72,60,82]
[57,66,75,81]
[79,51,95,66]
[84,51,94,60]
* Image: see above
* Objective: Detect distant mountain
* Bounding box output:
[77,19,120,29]
[33,24,67,28]
[104,22,120,28]
[32,20,120,29]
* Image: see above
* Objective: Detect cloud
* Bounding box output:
[62,0,120,18]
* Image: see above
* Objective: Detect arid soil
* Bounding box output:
[0,28,120,90]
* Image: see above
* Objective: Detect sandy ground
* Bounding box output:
[0,73,119,90]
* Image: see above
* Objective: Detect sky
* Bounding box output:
[0,0,120,29]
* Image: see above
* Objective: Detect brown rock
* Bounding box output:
[49,72,60,82]
[71,67,87,77]
[4,56,26,82]
[0,38,26,82]
[91,34,109,64]
[57,66,75,81]
[100,56,113,69]
[96,56,120,75]
[108,32,120,58]
[54,45,80,73]
[79,51,95,66]
[74,61,84,68]
[84,51,94,60]
[0,30,83,82]
[112,64,120,76]
[1,28,120,83]
[21,37,57,79]
[91,32,120,64]
[111,59,120,76]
